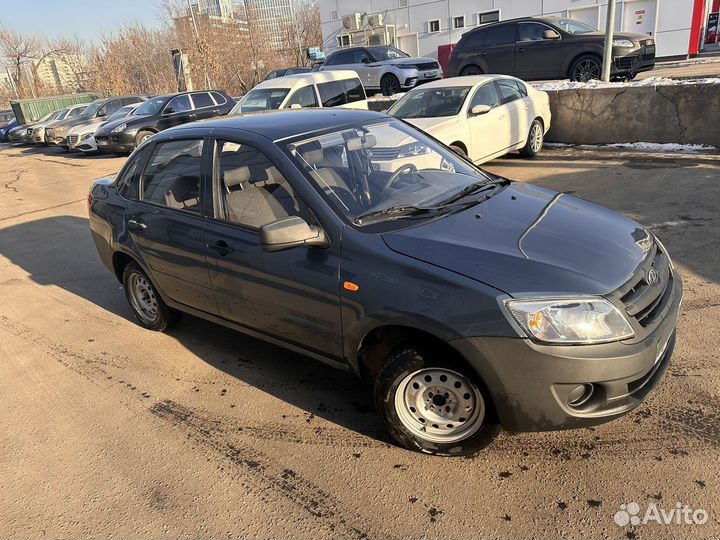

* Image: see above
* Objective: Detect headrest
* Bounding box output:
[224,166,250,188]
[303,148,325,166]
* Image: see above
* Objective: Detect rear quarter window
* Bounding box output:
[191,92,214,108]
[210,91,228,105]
[344,78,366,102]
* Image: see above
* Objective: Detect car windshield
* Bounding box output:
[79,99,104,118]
[106,104,137,122]
[231,89,290,113]
[556,18,597,34]
[367,46,409,61]
[388,87,471,118]
[285,119,492,226]
[134,97,166,116]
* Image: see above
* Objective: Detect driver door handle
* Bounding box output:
[128,218,147,231]
[207,240,233,256]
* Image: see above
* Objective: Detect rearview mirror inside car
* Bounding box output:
[470,104,492,115]
[260,216,329,252]
[543,29,561,39]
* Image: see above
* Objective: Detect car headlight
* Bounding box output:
[396,142,431,158]
[111,123,127,133]
[613,38,635,48]
[505,297,634,344]
[391,64,412,69]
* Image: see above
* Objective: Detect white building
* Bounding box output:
[319,0,714,60]
[198,0,236,18]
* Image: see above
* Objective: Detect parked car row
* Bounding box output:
[3,90,236,155]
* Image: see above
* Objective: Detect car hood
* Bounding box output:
[575,31,651,42]
[69,117,103,131]
[381,182,652,296]
[49,116,92,130]
[95,114,146,135]
[374,57,437,66]
[404,116,458,135]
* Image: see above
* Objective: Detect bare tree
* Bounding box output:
[0,25,38,97]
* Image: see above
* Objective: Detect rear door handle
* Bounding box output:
[128,218,147,231]
[517,47,526,53]
[207,240,233,256]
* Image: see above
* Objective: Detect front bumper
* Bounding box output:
[613,41,655,75]
[451,273,682,432]
[95,132,135,153]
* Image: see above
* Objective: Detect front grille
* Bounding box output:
[369,147,399,160]
[68,134,79,146]
[415,61,439,71]
[615,56,638,70]
[616,242,672,328]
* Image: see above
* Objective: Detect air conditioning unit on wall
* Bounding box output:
[342,13,363,31]
[367,13,385,27]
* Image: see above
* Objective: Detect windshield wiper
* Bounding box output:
[439,177,509,206]
[353,200,477,226]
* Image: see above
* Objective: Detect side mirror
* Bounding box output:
[289,103,302,109]
[361,57,371,64]
[470,104,491,115]
[260,216,329,252]
[543,29,561,40]
[164,106,175,115]
[97,110,108,117]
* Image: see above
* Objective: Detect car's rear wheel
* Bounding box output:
[122,261,182,331]
[520,119,544,157]
[375,344,500,456]
[460,65,483,76]
[380,74,401,96]
[450,144,467,157]
[569,55,602,82]
[135,130,154,147]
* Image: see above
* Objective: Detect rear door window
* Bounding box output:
[484,24,516,45]
[317,80,347,107]
[142,139,204,213]
[495,79,523,104]
[191,92,215,108]
[343,78,366,102]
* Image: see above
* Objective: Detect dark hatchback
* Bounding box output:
[448,16,656,81]
[88,109,681,456]
[95,90,234,154]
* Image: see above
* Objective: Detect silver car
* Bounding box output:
[320,45,442,96]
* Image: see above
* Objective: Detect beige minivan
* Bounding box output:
[230,70,368,114]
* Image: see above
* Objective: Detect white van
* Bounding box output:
[230,70,368,114]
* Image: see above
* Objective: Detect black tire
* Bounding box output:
[569,54,602,82]
[380,74,401,96]
[122,261,182,331]
[374,344,500,456]
[460,65,483,76]
[449,144,467,157]
[135,130,154,147]
[520,119,544,158]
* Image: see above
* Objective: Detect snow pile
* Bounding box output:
[367,92,405,102]
[546,142,718,153]
[535,76,720,91]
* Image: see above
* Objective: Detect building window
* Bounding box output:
[428,19,440,33]
[398,0,407,7]
[478,9,500,25]
[337,34,351,47]
[453,15,465,29]
[329,10,338,20]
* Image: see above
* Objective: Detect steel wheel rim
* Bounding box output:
[141,134,151,143]
[128,273,158,323]
[575,60,600,82]
[394,368,485,443]
[530,124,543,153]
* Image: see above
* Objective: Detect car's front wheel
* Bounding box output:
[380,74,401,96]
[122,261,182,331]
[520,119,544,157]
[135,130,154,147]
[569,54,602,82]
[460,65,483,76]
[375,344,500,456]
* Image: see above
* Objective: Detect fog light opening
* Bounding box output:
[567,383,594,408]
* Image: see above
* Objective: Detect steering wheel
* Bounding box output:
[383,163,417,191]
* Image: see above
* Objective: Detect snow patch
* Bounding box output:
[367,93,405,102]
[534,76,720,91]
[545,142,718,153]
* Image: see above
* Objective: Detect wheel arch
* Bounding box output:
[449,141,468,155]
[567,51,602,79]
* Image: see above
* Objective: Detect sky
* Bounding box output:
[1,0,165,42]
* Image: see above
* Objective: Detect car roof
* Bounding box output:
[463,15,567,34]
[250,70,362,90]
[162,108,388,142]
[405,74,524,90]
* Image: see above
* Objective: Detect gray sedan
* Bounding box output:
[320,45,442,96]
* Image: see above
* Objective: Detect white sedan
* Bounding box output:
[387,75,551,164]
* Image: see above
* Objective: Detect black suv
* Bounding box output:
[448,16,655,81]
[88,109,681,456]
[95,90,234,153]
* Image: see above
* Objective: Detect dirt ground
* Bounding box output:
[0,143,718,539]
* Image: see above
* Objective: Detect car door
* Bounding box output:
[123,137,218,314]
[466,82,508,162]
[480,23,518,75]
[203,138,343,358]
[158,94,196,131]
[494,79,526,148]
[515,22,564,80]
[190,92,219,119]
[355,48,378,87]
